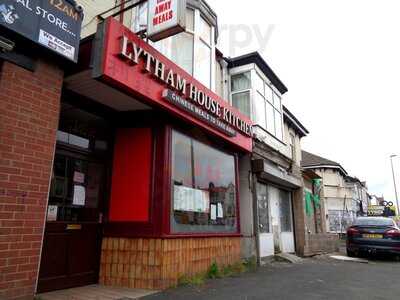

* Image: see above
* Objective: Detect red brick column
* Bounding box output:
[0,60,63,299]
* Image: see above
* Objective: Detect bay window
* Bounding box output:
[171,130,238,234]
[230,68,284,141]
[134,6,215,89]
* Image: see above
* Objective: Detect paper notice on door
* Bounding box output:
[217,203,223,218]
[210,204,217,220]
[73,185,86,206]
[73,171,85,184]
[47,205,58,221]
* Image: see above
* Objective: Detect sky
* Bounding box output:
[208,0,400,201]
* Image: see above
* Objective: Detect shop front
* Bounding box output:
[38,17,253,292]
[252,158,302,258]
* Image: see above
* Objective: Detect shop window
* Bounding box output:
[134,6,214,89]
[257,183,270,233]
[231,72,251,117]
[171,130,238,233]
[279,190,292,232]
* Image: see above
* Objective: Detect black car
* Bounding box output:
[346,217,400,257]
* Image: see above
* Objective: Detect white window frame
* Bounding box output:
[252,66,284,141]
[229,64,255,119]
[229,64,285,141]
[132,4,216,91]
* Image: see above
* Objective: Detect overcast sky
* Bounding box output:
[209,0,400,201]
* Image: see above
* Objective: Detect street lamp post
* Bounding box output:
[390,155,399,216]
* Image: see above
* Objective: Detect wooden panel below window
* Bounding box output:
[99,237,241,290]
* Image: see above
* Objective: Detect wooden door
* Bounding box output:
[38,153,106,293]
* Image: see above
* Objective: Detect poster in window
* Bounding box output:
[217,203,224,218]
[174,185,210,213]
[47,205,58,221]
[210,204,217,220]
[73,185,86,206]
[73,171,85,184]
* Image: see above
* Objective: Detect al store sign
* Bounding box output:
[93,18,253,152]
[147,0,186,42]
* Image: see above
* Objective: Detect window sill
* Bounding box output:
[253,125,286,146]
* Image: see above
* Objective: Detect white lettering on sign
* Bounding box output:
[119,35,253,137]
[13,0,77,37]
[147,0,186,42]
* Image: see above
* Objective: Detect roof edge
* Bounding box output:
[226,52,288,95]
[283,105,309,137]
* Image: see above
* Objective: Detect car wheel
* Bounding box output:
[347,248,357,257]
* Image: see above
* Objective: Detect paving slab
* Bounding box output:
[38,284,158,300]
[275,253,303,263]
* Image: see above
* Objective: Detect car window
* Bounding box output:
[353,218,394,226]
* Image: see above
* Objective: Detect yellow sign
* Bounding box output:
[66,224,82,230]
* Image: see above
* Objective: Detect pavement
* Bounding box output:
[38,285,158,300]
[141,255,400,300]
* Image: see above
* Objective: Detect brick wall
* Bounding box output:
[303,234,339,257]
[0,60,63,299]
[100,237,241,290]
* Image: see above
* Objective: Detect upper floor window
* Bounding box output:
[134,5,215,89]
[230,69,284,141]
[253,71,283,140]
[230,72,251,118]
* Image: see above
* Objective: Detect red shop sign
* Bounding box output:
[92,18,253,152]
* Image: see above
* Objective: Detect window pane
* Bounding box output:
[257,183,269,233]
[172,131,193,187]
[186,9,195,32]
[199,16,212,45]
[194,41,211,88]
[254,92,266,129]
[232,91,251,118]
[135,2,148,32]
[231,72,251,92]
[275,111,283,140]
[279,190,292,232]
[254,72,264,96]
[266,101,275,134]
[171,131,237,233]
[273,92,281,109]
[155,32,194,75]
[265,83,273,104]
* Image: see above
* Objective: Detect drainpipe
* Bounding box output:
[250,153,261,266]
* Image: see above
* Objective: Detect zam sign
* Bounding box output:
[93,18,253,152]
[0,0,83,62]
[119,34,252,137]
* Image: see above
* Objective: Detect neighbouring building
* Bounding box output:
[224,52,312,262]
[301,151,368,234]
[300,169,339,256]
[344,176,368,217]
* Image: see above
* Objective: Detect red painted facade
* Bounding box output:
[109,128,153,222]
[93,18,253,153]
